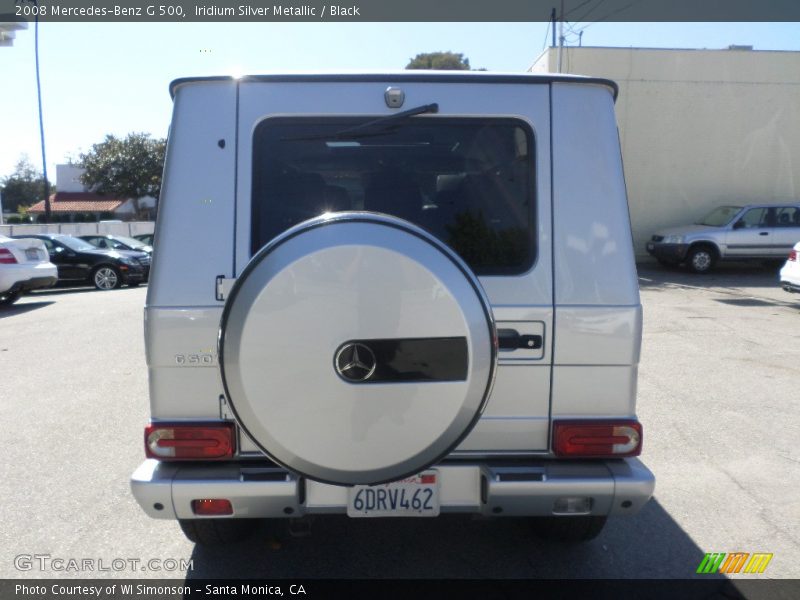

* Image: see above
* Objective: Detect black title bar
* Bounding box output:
[5,578,800,600]
[2,0,800,23]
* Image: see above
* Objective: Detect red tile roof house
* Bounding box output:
[27,165,156,221]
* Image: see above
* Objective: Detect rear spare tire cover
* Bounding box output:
[219,212,496,485]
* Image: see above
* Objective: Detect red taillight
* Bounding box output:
[0,248,18,264]
[192,499,233,516]
[789,249,797,262]
[553,420,643,458]
[144,423,235,460]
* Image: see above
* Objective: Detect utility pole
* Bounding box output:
[35,5,51,223]
[557,0,564,73]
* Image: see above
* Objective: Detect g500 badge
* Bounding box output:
[174,353,215,366]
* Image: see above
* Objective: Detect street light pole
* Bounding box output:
[34,3,51,223]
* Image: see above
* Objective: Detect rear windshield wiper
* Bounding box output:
[282,103,439,142]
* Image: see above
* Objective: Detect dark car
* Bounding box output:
[79,234,152,279]
[133,233,154,246]
[12,234,146,290]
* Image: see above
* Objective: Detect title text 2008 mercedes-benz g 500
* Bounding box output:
[131,72,654,545]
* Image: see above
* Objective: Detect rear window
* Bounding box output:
[251,117,536,275]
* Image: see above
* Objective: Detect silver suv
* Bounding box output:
[647,203,800,273]
[131,72,654,545]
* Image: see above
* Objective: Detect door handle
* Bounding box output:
[759,231,769,236]
[497,329,543,351]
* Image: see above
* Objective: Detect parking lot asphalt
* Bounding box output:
[0,264,798,581]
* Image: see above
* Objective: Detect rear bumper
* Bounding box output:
[781,280,800,293]
[779,262,800,293]
[0,263,58,294]
[8,275,58,293]
[131,458,654,520]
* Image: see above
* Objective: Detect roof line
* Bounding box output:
[169,73,618,100]
[542,46,800,54]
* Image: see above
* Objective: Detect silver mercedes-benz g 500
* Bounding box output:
[131,72,654,545]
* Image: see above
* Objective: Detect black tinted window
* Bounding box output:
[251,117,536,275]
[776,206,800,227]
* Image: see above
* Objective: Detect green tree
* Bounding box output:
[79,132,166,219]
[406,52,473,70]
[0,156,53,214]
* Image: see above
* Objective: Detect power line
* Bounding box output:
[574,0,646,34]
[563,0,603,19]
[574,0,608,27]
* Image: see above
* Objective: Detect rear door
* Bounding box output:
[773,206,800,254]
[54,241,89,280]
[236,77,553,454]
[40,238,74,280]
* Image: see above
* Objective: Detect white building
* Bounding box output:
[0,22,26,47]
[28,164,156,221]
[530,46,800,257]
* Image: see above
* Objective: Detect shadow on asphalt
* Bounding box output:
[183,499,719,579]
[0,300,54,318]
[637,262,782,291]
[29,285,98,297]
[714,297,796,308]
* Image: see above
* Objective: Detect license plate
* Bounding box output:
[25,248,40,260]
[347,471,440,518]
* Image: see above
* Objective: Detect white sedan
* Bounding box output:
[0,234,58,305]
[779,241,800,294]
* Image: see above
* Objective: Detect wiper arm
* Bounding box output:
[282,103,439,142]
[333,103,439,138]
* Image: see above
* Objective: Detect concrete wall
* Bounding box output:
[530,47,800,257]
[0,221,155,238]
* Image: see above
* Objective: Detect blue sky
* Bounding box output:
[1,21,799,182]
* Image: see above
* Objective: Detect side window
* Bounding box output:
[40,238,55,252]
[775,207,800,227]
[738,208,767,228]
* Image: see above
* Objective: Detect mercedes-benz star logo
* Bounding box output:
[335,342,377,382]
